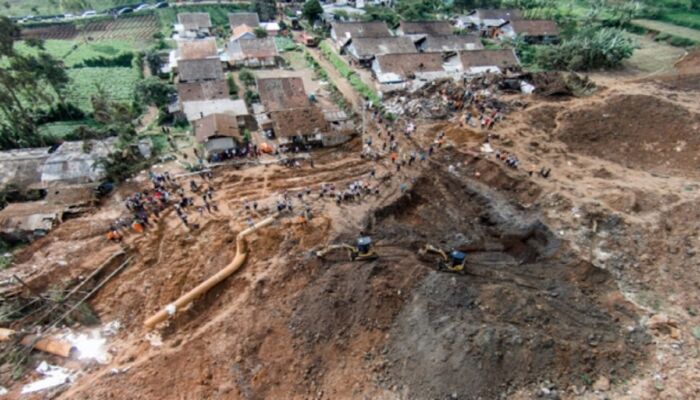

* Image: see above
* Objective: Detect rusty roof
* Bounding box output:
[178,12,212,31]
[420,35,483,52]
[349,36,417,58]
[257,77,309,112]
[270,107,328,138]
[193,113,242,143]
[375,52,446,76]
[459,49,520,68]
[332,21,391,41]
[399,21,453,36]
[177,80,229,102]
[235,37,278,59]
[508,19,560,36]
[229,12,260,29]
[178,58,224,82]
[472,9,522,20]
[177,38,218,60]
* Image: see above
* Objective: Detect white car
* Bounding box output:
[134,4,151,12]
[81,10,97,18]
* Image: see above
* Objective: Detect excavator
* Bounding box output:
[316,236,378,261]
[417,244,466,272]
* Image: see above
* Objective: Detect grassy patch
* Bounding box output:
[274,36,299,52]
[65,67,140,112]
[632,19,700,42]
[37,119,100,138]
[317,42,380,104]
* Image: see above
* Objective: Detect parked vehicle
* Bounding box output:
[81,10,97,18]
[154,1,169,8]
[117,7,133,15]
[134,4,150,12]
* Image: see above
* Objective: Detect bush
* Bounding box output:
[239,69,256,87]
[227,74,239,97]
[668,35,697,47]
[536,28,636,71]
[76,52,135,68]
[244,89,260,104]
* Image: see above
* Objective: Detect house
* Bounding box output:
[371,52,462,90]
[256,77,353,147]
[257,77,310,112]
[226,37,279,68]
[497,19,560,44]
[322,3,366,23]
[269,107,329,147]
[345,36,417,65]
[175,12,212,38]
[396,21,453,40]
[181,98,253,129]
[176,38,218,61]
[193,113,244,156]
[177,80,229,103]
[228,12,260,31]
[456,9,522,30]
[231,25,257,41]
[330,21,391,49]
[178,58,225,83]
[260,21,281,37]
[418,35,484,52]
[459,49,520,75]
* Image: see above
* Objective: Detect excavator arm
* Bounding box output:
[316,244,358,259]
[418,244,448,262]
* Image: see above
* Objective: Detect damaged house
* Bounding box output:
[225,37,279,68]
[175,12,212,38]
[345,36,417,66]
[459,49,520,75]
[193,113,245,156]
[372,52,462,91]
[330,21,391,50]
[256,77,353,146]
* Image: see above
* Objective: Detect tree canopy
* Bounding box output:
[302,0,323,24]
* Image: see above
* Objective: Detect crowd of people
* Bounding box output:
[106,169,218,241]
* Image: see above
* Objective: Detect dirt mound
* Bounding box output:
[366,156,648,399]
[558,94,700,176]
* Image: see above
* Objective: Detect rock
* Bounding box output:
[593,376,610,392]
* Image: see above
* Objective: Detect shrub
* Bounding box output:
[239,69,256,87]
[536,28,636,71]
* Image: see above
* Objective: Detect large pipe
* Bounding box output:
[0,328,74,358]
[143,214,279,330]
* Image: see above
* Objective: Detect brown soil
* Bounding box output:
[557,94,700,176]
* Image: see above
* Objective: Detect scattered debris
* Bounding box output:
[20,361,74,394]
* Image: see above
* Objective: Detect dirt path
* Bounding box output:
[300,38,363,112]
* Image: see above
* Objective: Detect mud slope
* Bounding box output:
[557,94,700,176]
[364,154,650,399]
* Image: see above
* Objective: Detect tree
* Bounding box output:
[254,26,268,38]
[145,51,163,76]
[254,0,277,21]
[239,69,256,87]
[227,73,239,98]
[536,28,636,71]
[395,0,440,20]
[302,0,323,24]
[0,16,19,57]
[136,77,175,108]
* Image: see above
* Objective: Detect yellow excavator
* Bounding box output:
[316,236,378,261]
[418,244,466,272]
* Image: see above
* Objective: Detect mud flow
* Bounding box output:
[295,152,649,399]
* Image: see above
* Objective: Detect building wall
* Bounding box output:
[322,134,351,147]
[204,137,237,155]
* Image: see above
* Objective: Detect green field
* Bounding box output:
[13,39,138,67]
[37,119,100,138]
[4,1,153,17]
[632,19,700,42]
[661,11,700,30]
[65,67,140,112]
